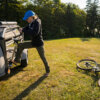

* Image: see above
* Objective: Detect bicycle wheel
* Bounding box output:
[76,59,97,71]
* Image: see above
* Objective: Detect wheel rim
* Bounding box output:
[77,59,97,71]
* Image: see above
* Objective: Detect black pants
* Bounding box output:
[15,41,50,73]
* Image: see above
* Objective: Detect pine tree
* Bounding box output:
[86,0,91,11]
[53,0,61,4]
[86,0,99,36]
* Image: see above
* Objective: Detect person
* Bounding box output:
[12,10,50,75]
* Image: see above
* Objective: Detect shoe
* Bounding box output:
[46,68,50,73]
[45,72,50,77]
[9,61,13,67]
[45,69,50,76]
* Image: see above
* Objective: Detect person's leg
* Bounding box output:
[14,41,33,62]
[36,46,50,73]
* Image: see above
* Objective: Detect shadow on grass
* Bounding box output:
[13,73,48,100]
[83,71,99,86]
[80,38,91,42]
[0,65,26,81]
[96,37,100,40]
[77,68,99,86]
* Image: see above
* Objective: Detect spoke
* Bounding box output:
[77,59,97,70]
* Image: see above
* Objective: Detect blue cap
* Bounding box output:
[23,10,35,20]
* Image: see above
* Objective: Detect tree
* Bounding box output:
[86,0,91,11]
[0,0,87,39]
[0,0,28,20]
[53,0,61,4]
[86,0,99,36]
[0,0,20,20]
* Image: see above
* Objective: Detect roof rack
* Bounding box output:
[0,21,17,25]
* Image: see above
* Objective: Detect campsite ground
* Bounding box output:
[0,38,100,100]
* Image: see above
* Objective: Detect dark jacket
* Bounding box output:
[22,17,44,47]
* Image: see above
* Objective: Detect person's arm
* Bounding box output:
[22,25,29,33]
[22,21,40,37]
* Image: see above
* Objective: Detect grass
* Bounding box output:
[0,38,100,100]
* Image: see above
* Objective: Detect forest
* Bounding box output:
[0,0,100,39]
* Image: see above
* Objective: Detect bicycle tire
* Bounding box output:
[76,59,98,71]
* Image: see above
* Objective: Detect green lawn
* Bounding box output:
[0,38,100,100]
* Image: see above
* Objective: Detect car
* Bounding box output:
[0,21,28,77]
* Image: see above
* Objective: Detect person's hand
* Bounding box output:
[19,28,23,33]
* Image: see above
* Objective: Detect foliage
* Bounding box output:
[86,0,100,37]
[0,0,99,39]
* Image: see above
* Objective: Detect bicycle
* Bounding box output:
[7,38,28,74]
[76,59,100,86]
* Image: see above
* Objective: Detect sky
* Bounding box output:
[61,0,87,9]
